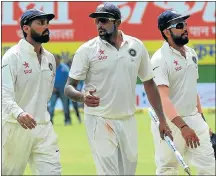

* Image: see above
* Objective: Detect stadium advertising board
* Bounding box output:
[2,1,215,64]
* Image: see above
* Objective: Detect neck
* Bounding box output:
[107,30,123,50]
[168,40,185,56]
[25,37,42,55]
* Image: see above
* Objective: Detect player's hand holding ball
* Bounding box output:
[17,112,37,129]
[180,125,200,148]
[84,89,100,107]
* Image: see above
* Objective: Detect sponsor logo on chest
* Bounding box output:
[23,61,32,74]
[98,49,107,60]
[173,60,182,71]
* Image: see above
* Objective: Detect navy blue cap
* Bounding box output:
[20,9,55,27]
[89,3,121,19]
[158,10,190,31]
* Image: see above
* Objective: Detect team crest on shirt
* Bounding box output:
[129,49,136,57]
[192,56,197,64]
[48,63,53,71]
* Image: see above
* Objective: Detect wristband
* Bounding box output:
[180,124,188,130]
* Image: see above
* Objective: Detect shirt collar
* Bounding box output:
[162,41,189,56]
[18,39,45,55]
[98,30,129,46]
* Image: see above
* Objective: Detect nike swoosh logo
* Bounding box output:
[153,66,159,70]
[2,64,8,68]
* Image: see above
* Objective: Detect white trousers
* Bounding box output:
[151,113,215,175]
[2,121,61,175]
[84,114,138,175]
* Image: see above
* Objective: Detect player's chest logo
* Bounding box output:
[173,60,182,71]
[98,49,108,61]
[23,61,32,74]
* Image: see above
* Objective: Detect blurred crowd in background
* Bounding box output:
[47,54,84,126]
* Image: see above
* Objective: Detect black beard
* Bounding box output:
[31,29,50,43]
[170,30,189,46]
[99,24,117,42]
[99,32,113,41]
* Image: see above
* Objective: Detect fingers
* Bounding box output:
[84,93,100,107]
[185,135,200,148]
[17,113,37,130]
[89,89,96,95]
[164,130,173,141]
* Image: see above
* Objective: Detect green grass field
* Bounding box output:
[24,110,215,175]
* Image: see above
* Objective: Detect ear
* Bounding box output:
[115,20,121,28]
[163,29,170,38]
[22,25,30,35]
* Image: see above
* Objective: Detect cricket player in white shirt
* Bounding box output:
[64,3,173,175]
[151,10,215,175]
[2,9,61,175]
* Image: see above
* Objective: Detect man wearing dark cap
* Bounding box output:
[151,10,215,175]
[2,9,61,175]
[65,3,172,175]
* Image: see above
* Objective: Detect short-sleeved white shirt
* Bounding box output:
[69,31,153,119]
[2,39,56,123]
[151,41,199,117]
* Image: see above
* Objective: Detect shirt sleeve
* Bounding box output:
[69,45,89,80]
[2,52,24,119]
[151,54,169,87]
[138,44,154,82]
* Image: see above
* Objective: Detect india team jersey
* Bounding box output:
[2,39,56,123]
[151,42,199,117]
[69,31,154,119]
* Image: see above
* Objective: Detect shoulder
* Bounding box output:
[151,47,166,66]
[2,44,21,64]
[185,45,197,56]
[125,34,144,47]
[43,49,55,62]
[77,37,99,52]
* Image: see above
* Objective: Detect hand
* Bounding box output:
[159,121,173,141]
[84,89,100,107]
[17,112,37,129]
[181,125,200,148]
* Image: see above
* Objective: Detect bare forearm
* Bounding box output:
[144,79,166,122]
[158,87,187,128]
[64,85,84,103]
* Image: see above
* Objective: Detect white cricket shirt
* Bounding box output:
[151,41,199,117]
[2,39,56,123]
[69,31,153,119]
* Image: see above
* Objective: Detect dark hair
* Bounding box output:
[21,20,33,38]
[160,31,168,42]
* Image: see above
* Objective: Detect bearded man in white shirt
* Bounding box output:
[2,9,61,175]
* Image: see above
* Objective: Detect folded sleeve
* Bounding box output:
[151,54,169,87]
[69,45,89,80]
[138,44,154,82]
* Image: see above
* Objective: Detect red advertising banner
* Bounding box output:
[2,1,215,42]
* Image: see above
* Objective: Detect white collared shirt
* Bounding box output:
[151,41,199,117]
[2,39,56,123]
[69,31,153,119]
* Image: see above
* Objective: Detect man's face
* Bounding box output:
[167,20,189,46]
[26,18,50,43]
[95,17,116,40]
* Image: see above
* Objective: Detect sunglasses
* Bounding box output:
[94,18,115,24]
[167,22,187,30]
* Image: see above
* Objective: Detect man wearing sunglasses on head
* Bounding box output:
[65,3,173,175]
[150,10,215,175]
